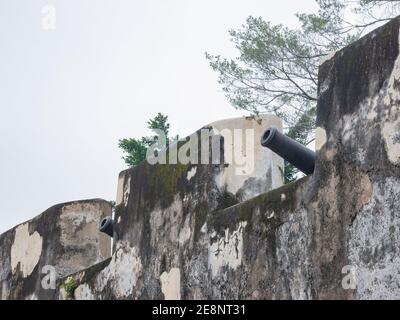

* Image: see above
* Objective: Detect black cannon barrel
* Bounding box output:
[99,216,114,238]
[261,128,316,175]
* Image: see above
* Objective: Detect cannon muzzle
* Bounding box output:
[99,216,114,237]
[261,128,316,175]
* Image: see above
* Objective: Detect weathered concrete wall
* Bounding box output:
[0,199,111,299]
[1,17,399,300]
[113,115,284,253]
[57,116,285,300]
[209,115,284,200]
[0,115,284,300]
[53,17,400,300]
[313,16,400,299]
[115,115,284,208]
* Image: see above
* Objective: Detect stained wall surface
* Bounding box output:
[55,17,400,300]
[1,16,400,300]
[0,199,111,299]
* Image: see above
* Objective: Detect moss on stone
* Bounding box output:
[60,276,77,300]
[207,177,308,235]
[146,162,189,208]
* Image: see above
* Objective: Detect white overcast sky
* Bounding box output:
[0,0,319,233]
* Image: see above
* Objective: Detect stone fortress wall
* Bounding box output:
[0,16,399,300]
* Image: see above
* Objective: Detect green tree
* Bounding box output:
[119,113,172,167]
[206,0,400,182]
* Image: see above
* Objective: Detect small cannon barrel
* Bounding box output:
[261,128,316,175]
[99,216,114,238]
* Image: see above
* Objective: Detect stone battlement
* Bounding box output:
[1,16,400,300]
